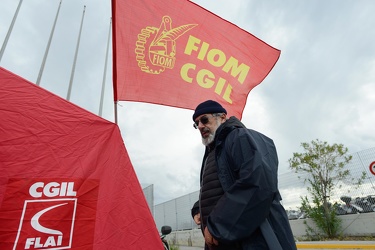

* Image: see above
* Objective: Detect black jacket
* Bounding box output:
[201,117,296,249]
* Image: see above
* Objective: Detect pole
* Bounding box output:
[36,0,62,86]
[0,0,24,63]
[114,101,118,124]
[99,18,112,117]
[67,5,86,101]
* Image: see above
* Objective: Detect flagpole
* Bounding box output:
[111,0,118,124]
[36,0,62,86]
[99,18,112,117]
[0,0,24,63]
[67,5,86,101]
[114,101,118,124]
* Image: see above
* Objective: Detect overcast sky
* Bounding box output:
[1,0,374,205]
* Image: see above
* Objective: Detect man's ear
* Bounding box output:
[221,114,227,123]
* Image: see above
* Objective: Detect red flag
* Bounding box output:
[0,67,163,249]
[112,0,280,119]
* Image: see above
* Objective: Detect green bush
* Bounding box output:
[289,139,366,239]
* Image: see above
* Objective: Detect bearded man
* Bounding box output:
[191,100,296,250]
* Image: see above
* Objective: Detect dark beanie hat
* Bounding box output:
[192,100,227,121]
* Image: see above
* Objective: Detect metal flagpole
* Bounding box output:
[99,18,112,117]
[0,0,24,63]
[114,101,118,124]
[67,5,86,101]
[36,0,62,86]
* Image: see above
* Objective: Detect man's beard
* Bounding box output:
[201,130,215,146]
[201,118,222,146]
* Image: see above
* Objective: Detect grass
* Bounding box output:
[169,245,179,250]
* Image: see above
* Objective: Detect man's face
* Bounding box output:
[194,113,225,146]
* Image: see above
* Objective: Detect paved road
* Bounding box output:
[178,247,203,250]
[177,241,375,250]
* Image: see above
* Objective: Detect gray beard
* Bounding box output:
[202,131,215,146]
[201,118,222,146]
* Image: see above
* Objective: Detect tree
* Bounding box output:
[289,139,366,239]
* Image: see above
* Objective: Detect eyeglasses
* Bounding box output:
[193,114,217,129]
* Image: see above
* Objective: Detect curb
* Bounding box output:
[296,243,375,249]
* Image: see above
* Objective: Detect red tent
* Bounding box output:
[0,67,162,249]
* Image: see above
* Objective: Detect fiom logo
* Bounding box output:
[135,16,196,74]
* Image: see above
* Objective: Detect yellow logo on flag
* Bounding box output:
[135,16,197,74]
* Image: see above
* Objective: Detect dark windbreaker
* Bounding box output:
[200,116,296,250]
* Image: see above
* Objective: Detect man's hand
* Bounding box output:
[204,227,219,247]
[193,213,201,225]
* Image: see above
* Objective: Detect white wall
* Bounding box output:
[166,212,375,247]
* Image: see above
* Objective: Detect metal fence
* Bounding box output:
[153,147,375,231]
